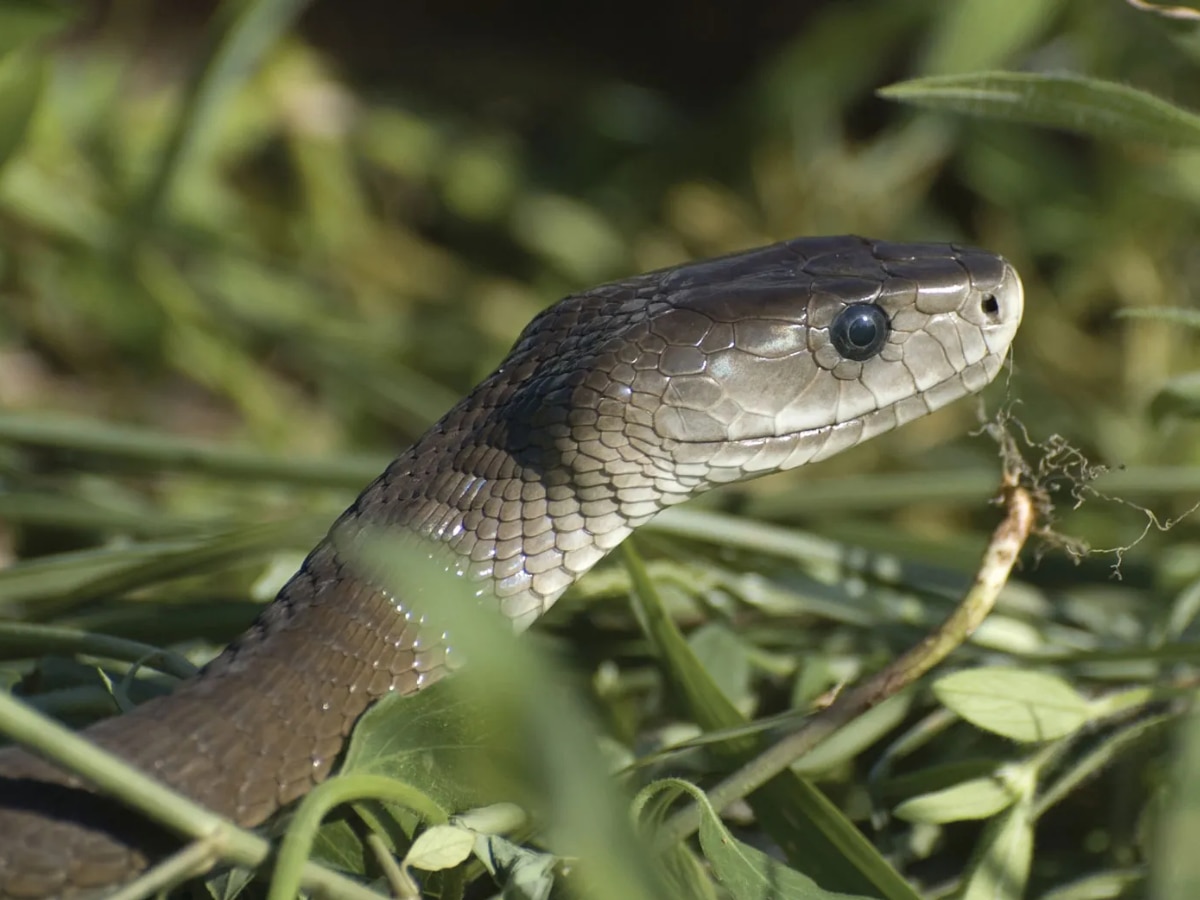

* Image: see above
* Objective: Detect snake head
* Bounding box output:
[403,235,1022,619]
[609,235,1024,491]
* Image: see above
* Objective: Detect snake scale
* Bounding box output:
[0,235,1023,897]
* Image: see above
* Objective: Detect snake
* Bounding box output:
[0,235,1023,898]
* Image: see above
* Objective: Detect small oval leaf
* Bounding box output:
[893,772,1021,824]
[405,824,475,872]
[933,668,1092,742]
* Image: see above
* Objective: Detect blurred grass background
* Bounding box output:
[3,0,1200,897]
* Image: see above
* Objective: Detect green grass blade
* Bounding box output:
[881,71,1200,147]
[132,0,312,232]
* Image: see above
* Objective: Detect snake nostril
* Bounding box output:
[981,294,1000,318]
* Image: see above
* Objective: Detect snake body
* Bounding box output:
[0,235,1023,897]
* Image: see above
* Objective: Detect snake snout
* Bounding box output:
[977,261,1024,359]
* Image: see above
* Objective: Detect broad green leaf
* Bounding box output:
[340,683,503,812]
[934,667,1092,742]
[893,770,1021,824]
[881,72,1200,147]
[700,810,872,900]
[308,819,367,877]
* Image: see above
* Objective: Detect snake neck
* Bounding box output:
[329,406,660,632]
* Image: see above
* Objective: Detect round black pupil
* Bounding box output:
[830,303,888,362]
[845,312,877,347]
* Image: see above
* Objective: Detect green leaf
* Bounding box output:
[658,841,722,900]
[893,769,1022,824]
[270,773,449,900]
[353,537,667,900]
[687,622,754,713]
[632,776,721,900]
[474,834,556,900]
[405,823,475,871]
[204,867,256,900]
[958,769,1036,900]
[621,542,921,900]
[307,819,367,877]
[880,72,1200,147]
[452,802,527,834]
[638,779,876,900]
[934,668,1093,742]
[792,693,913,776]
[340,683,503,812]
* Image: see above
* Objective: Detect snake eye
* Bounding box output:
[830,304,889,362]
